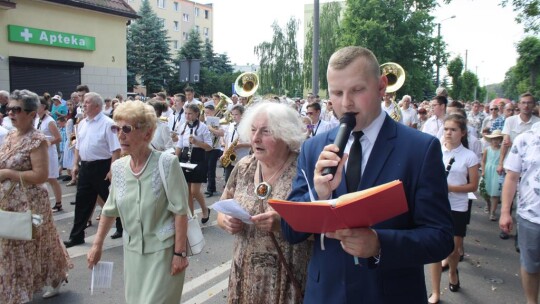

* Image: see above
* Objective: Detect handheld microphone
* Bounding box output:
[321,112,357,177]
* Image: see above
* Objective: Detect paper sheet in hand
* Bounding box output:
[91,261,114,295]
[205,116,220,128]
[180,162,197,169]
[212,199,253,224]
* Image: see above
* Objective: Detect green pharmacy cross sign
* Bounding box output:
[8,25,95,51]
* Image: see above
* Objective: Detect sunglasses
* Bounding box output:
[7,106,31,114]
[111,124,138,134]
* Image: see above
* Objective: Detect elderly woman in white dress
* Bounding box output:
[87,100,189,304]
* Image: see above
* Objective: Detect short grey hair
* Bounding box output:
[0,90,9,100]
[10,89,39,112]
[238,101,306,151]
[85,92,104,108]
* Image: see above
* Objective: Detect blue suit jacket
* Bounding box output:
[282,115,454,304]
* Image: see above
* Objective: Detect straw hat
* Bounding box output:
[484,129,504,140]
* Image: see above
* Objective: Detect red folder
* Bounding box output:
[269,180,408,234]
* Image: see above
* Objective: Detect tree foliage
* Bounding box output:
[255,18,303,96]
[127,0,172,94]
[502,0,540,33]
[502,36,540,99]
[339,0,443,100]
[461,70,479,101]
[304,2,343,95]
[447,56,464,98]
[168,31,236,95]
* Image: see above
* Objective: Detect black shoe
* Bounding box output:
[63,238,85,248]
[111,231,123,239]
[52,202,63,213]
[459,254,464,262]
[516,246,520,253]
[204,190,211,195]
[201,208,211,224]
[62,176,72,182]
[70,201,76,205]
[499,231,509,239]
[449,269,460,292]
[205,191,214,198]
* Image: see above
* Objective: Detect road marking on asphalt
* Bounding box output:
[182,278,229,304]
[53,211,75,221]
[67,229,123,259]
[183,260,231,294]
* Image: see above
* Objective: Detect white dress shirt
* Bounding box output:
[76,112,120,161]
[176,121,212,149]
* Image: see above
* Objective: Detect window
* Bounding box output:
[183,13,189,22]
[173,2,179,11]
[182,32,188,41]
[173,40,179,49]
[203,27,209,37]
[205,10,209,19]
[195,7,200,17]
[195,25,200,33]
[157,0,165,9]
[158,18,165,26]
[174,21,179,31]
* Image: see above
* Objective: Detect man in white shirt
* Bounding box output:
[300,93,316,116]
[422,95,447,137]
[400,95,418,128]
[306,102,333,137]
[64,92,121,248]
[168,93,186,144]
[184,86,201,107]
[499,122,540,304]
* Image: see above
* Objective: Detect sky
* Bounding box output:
[208,0,526,85]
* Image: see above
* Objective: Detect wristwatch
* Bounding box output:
[174,251,187,258]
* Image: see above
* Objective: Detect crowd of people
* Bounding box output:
[0,44,539,304]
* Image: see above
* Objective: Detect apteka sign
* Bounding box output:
[8,25,95,51]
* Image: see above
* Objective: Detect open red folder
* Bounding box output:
[269,180,408,234]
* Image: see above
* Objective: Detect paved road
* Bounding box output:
[27,174,525,304]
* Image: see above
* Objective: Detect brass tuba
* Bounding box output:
[215,92,232,118]
[381,62,405,122]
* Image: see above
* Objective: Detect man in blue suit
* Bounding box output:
[282,46,454,303]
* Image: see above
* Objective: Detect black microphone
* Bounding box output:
[321,112,357,177]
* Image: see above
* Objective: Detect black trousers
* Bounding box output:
[206,149,223,193]
[224,164,235,186]
[69,159,122,241]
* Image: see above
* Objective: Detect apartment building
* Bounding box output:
[127,0,214,52]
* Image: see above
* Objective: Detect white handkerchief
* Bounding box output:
[91,261,114,295]
[212,199,253,224]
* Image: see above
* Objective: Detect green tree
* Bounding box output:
[304,2,343,95]
[502,36,540,99]
[501,0,540,33]
[255,18,303,96]
[127,0,171,94]
[447,56,464,98]
[461,70,479,101]
[339,0,442,99]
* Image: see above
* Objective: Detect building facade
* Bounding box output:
[127,0,214,53]
[0,0,138,98]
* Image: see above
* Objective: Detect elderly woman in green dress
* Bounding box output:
[87,100,189,303]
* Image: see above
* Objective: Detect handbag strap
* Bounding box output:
[269,232,304,303]
[158,153,194,219]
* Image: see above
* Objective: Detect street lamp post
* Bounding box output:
[436,15,456,88]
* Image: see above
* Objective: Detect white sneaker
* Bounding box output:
[42,285,60,299]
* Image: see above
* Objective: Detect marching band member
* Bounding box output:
[175,104,212,223]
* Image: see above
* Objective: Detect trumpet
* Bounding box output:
[381,62,406,122]
[216,92,232,118]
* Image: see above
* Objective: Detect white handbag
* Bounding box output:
[158,153,205,256]
[0,177,43,241]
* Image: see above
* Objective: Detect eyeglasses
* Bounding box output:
[490,108,499,111]
[6,106,31,114]
[111,124,138,134]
